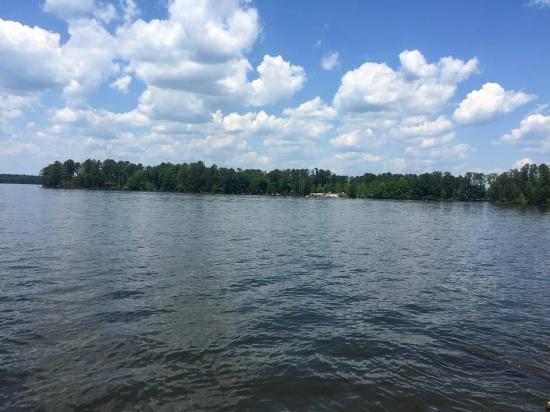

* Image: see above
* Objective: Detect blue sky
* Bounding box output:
[0,0,549,175]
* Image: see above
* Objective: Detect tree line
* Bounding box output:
[0,174,41,184]
[40,159,550,205]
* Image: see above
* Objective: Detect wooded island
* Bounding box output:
[40,159,550,205]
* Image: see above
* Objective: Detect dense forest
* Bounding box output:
[40,159,550,205]
[0,174,41,184]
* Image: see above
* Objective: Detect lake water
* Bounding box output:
[1,184,549,411]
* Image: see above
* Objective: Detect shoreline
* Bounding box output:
[28,185,550,207]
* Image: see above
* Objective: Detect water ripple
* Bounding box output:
[0,185,549,410]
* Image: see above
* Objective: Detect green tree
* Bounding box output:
[41,161,63,188]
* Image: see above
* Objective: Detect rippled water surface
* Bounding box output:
[1,184,549,411]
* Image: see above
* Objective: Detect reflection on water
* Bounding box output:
[1,184,549,410]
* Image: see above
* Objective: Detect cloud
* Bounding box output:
[390,117,465,167]
[222,111,281,133]
[329,48,473,170]
[333,151,382,163]
[391,115,453,138]
[0,140,40,156]
[0,3,538,175]
[319,151,384,175]
[222,104,333,139]
[61,19,118,104]
[121,0,140,24]
[116,1,304,115]
[249,55,306,105]
[43,0,117,23]
[0,0,286,120]
[399,49,438,78]
[111,75,132,93]
[321,51,340,71]
[330,129,376,149]
[43,0,95,20]
[51,106,149,139]
[4,0,303,113]
[500,113,550,142]
[166,0,259,60]
[0,19,65,93]
[378,114,467,169]
[93,3,117,24]
[281,96,336,120]
[116,0,260,90]
[137,131,252,167]
[220,98,336,161]
[0,18,117,104]
[513,158,533,169]
[136,87,212,123]
[528,0,550,7]
[69,96,336,170]
[326,116,456,167]
[453,83,535,125]
[228,151,271,169]
[0,92,38,120]
[333,49,478,115]
[499,113,550,154]
[405,142,471,161]
[410,132,456,149]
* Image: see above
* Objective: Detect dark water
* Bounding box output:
[1,184,549,411]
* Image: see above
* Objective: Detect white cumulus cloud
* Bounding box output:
[500,113,550,142]
[249,55,306,106]
[333,49,479,115]
[281,97,336,120]
[0,17,117,105]
[0,19,65,93]
[399,49,438,78]
[453,82,535,125]
[499,113,550,154]
[61,19,118,105]
[222,107,332,139]
[116,1,305,117]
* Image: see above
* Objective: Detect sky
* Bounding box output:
[0,0,549,175]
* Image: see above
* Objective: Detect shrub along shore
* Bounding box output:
[40,159,550,205]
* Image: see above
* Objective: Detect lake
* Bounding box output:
[1,184,549,410]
